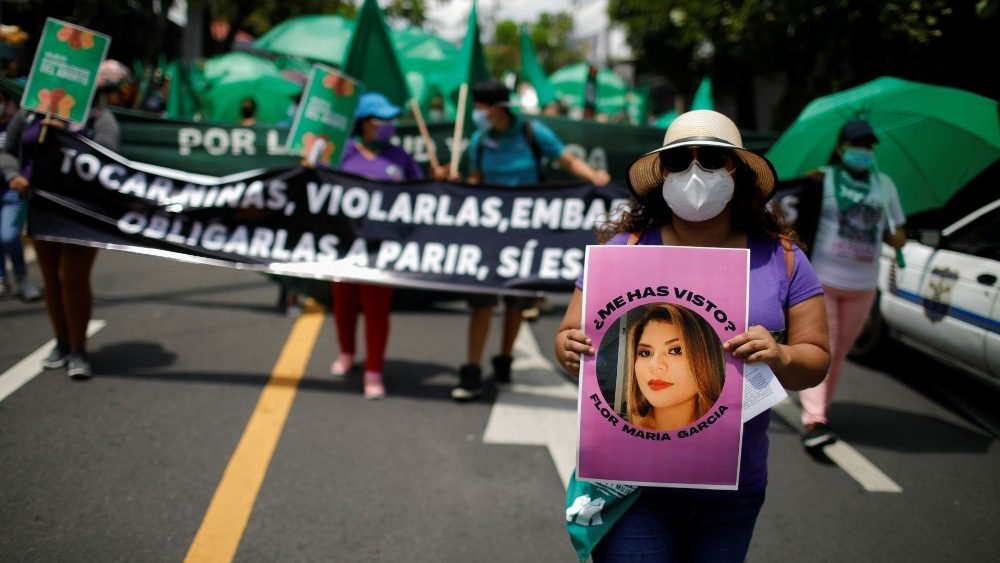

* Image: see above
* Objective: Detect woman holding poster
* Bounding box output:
[555,110,830,562]
[329,92,423,400]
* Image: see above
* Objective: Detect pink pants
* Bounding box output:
[800,284,877,426]
[331,282,393,372]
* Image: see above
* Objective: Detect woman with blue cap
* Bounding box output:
[330,92,423,399]
[799,119,906,449]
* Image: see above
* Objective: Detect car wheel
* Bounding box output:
[849,292,886,360]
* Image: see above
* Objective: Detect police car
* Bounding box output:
[852,199,1000,385]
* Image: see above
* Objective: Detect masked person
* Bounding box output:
[329,92,423,399]
[451,80,611,401]
[798,119,906,449]
[0,89,42,302]
[555,110,830,562]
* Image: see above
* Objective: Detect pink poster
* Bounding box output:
[577,245,749,489]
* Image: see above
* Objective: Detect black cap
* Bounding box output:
[472,80,510,106]
[839,119,879,143]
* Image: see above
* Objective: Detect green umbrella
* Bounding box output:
[201,53,302,125]
[253,15,356,66]
[766,76,1000,214]
[549,62,628,115]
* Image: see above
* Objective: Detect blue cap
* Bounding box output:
[840,119,879,143]
[355,92,402,120]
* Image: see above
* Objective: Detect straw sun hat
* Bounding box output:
[626,110,778,201]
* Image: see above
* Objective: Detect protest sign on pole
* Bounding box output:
[285,65,364,167]
[22,18,110,124]
[577,245,749,488]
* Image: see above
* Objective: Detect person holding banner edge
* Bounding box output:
[798,119,906,450]
[555,110,830,562]
[1,85,120,379]
[329,92,423,399]
[451,80,611,402]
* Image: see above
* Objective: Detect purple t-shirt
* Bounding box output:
[576,228,823,492]
[339,140,423,181]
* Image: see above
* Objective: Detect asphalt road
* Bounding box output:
[1,249,998,562]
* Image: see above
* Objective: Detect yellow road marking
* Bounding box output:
[184,300,325,563]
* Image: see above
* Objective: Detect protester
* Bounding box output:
[0,85,120,378]
[798,119,906,449]
[554,110,830,561]
[0,89,41,302]
[451,79,611,402]
[625,303,725,431]
[330,92,423,399]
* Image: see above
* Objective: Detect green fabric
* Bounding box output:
[565,470,640,562]
[445,0,490,118]
[655,109,678,128]
[518,24,556,107]
[165,60,202,120]
[691,76,714,110]
[548,63,629,115]
[342,0,411,106]
[766,76,1000,215]
[831,165,873,212]
[253,15,355,66]
[392,27,460,112]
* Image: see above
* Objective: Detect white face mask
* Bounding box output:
[661,162,735,222]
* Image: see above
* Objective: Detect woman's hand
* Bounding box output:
[8,175,29,196]
[558,328,594,377]
[723,325,788,369]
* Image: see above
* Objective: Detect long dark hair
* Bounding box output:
[597,158,798,244]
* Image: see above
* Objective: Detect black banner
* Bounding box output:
[29,130,632,295]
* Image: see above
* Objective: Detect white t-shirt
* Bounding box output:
[810,165,905,291]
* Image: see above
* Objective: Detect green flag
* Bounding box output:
[165,60,202,120]
[518,24,555,107]
[626,85,650,125]
[447,0,490,108]
[342,0,410,106]
[691,76,714,110]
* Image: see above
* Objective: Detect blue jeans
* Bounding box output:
[592,488,766,563]
[0,189,27,281]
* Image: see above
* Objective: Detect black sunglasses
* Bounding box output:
[660,147,733,173]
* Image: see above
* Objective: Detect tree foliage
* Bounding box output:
[484,12,582,79]
[609,0,1000,129]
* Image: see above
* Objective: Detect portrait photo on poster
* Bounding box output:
[596,302,726,434]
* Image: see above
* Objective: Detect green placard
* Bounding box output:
[285,64,364,166]
[22,18,110,124]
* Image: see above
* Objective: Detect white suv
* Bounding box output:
[852,199,1000,385]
